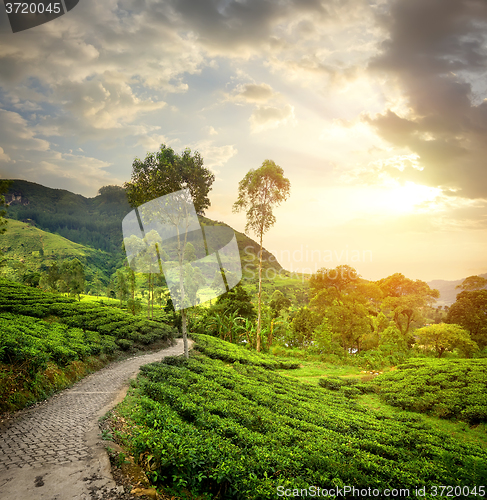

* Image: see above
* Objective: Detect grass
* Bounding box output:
[0,219,116,279]
[276,360,363,385]
[79,294,121,305]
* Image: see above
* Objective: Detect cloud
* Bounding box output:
[0,109,50,152]
[366,0,487,199]
[231,83,276,103]
[341,153,424,186]
[163,0,329,56]
[250,104,295,133]
[0,147,11,162]
[136,134,175,152]
[204,126,218,136]
[0,109,122,196]
[191,141,238,172]
[0,0,203,144]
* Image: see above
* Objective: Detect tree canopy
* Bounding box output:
[456,275,487,292]
[124,144,215,214]
[415,323,478,358]
[447,289,487,349]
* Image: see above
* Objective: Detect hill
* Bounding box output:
[0,219,118,283]
[428,273,487,307]
[3,180,282,276]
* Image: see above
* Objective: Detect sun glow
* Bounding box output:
[382,182,442,214]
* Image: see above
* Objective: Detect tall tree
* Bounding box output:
[233,160,290,352]
[0,180,12,235]
[124,144,215,358]
[61,259,85,300]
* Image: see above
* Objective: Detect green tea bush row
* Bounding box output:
[192,333,299,369]
[367,358,487,424]
[318,377,372,398]
[117,339,487,499]
[0,278,175,344]
[0,312,118,369]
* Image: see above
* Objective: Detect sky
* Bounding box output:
[0,0,486,282]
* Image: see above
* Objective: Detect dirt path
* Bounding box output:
[0,339,187,499]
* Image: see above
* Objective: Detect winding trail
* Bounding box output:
[0,339,187,499]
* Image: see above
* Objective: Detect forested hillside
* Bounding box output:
[4,179,282,275]
[0,219,118,284]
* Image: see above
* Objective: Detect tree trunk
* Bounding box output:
[256,234,263,352]
[182,308,188,358]
[151,279,154,320]
[147,273,151,319]
[130,269,135,300]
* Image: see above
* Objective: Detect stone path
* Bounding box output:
[0,339,187,499]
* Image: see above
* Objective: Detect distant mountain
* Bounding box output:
[3,179,282,276]
[428,274,487,307]
[0,219,117,282]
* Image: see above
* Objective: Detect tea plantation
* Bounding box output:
[193,333,300,369]
[0,278,176,412]
[115,335,487,500]
[365,358,487,424]
[0,278,175,350]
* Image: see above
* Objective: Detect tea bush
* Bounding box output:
[367,358,487,424]
[0,312,118,368]
[0,278,175,346]
[117,338,487,499]
[192,333,299,369]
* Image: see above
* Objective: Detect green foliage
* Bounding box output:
[377,273,439,337]
[192,334,299,369]
[269,289,291,318]
[232,160,291,238]
[117,338,487,499]
[0,179,12,235]
[289,307,317,347]
[447,290,487,349]
[0,278,175,348]
[456,275,487,292]
[0,312,117,368]
[367,358,487,424]
[124,144,215,215]
[415,323,478,358]
[5,180,130,256]
[318,376,367,397]
[379,323,409,354]
[0,219,117,286]
[214,284,256,320]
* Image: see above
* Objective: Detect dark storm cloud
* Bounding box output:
[164,0,343,53]
[366,0,487,199]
